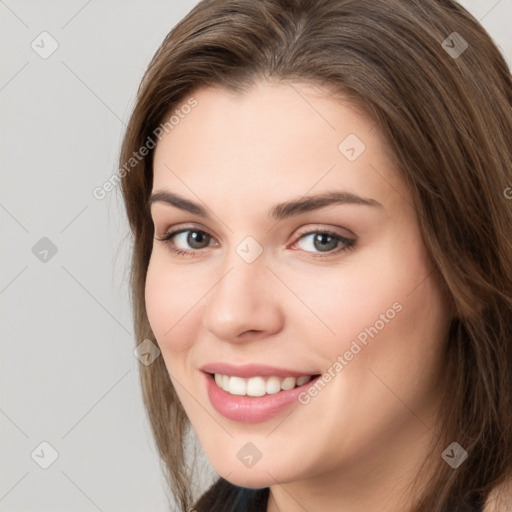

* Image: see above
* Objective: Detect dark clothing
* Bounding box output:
[193,478,484,512]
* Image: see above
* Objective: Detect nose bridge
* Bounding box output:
[201,243,282,341]
[218,259,262,307]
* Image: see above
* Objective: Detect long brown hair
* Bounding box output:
[118,0,512,510]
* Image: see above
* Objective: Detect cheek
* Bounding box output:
[144,255,197,356]
[287,262,401,352]
[144,258,168,340]
[294,231,446,366]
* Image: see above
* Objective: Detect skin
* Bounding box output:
[145,80,457,512]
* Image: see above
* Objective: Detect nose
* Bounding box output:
[201,253,285,343]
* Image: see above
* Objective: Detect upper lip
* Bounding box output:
[200,362,319,379]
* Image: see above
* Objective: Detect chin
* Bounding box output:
[222,471,276,489]
[212,457,298,489]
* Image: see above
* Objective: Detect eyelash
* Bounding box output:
[155,226,356,259]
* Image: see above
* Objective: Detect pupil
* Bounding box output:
[188,231,209,249]
[314,233,337,252]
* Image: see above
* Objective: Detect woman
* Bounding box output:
[118,0,512,511]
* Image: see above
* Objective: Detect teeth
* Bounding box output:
[296,375,310,386]
[266,376,282,395]
[229,376,247,395]
[247,376,266,397]
[213,373,314,396]
[281,377,296,390]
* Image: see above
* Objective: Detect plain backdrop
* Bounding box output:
[1,1,511,511]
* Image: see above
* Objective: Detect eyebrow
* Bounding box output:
[148,189,383,221]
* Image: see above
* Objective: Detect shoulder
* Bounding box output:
[482,477,512,512]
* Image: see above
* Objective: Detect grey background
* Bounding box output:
[1,1,510,511]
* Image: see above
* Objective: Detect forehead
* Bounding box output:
[151,81,409,215]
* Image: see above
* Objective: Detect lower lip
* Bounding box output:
[203,372,320,423]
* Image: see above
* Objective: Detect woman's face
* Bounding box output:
[146,81,453,492]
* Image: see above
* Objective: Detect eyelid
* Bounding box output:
[155,222,354,241]
[155,221,215,239]
[292,223,355,240]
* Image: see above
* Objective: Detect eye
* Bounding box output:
[155,226,356,259]
[291,229,356,257]
[155,228,216,257]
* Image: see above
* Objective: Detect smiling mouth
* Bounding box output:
[209,372,321,397]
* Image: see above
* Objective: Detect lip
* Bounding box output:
[200,362,318,379]
[202,370,321,423]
